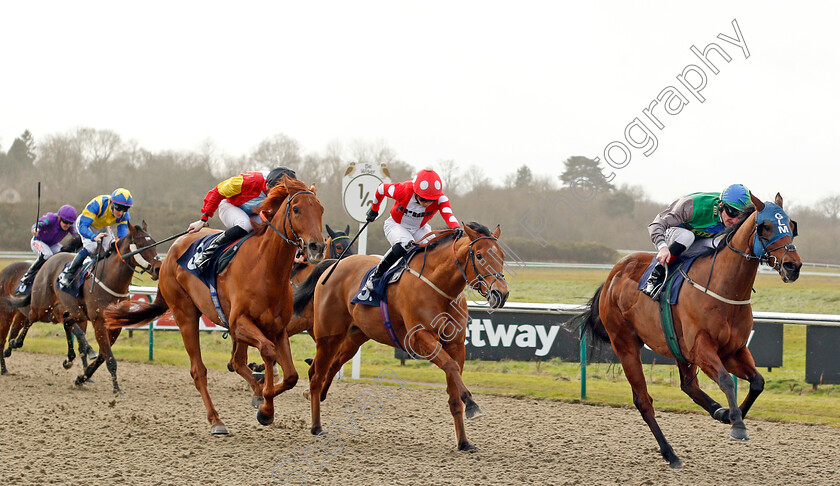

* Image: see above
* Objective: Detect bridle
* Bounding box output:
[451,234,506,299]
[260,190,315,252]
[113,231,159,275]
[329,235,351,257]
[724,219,797,275]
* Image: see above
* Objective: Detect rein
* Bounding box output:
[260,190,314,251]
[113,235,158,275]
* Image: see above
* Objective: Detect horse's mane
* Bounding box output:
[252,176,311,236]
[426,222,491,251]
[699,206,757,257]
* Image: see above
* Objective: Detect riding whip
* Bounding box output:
[321,220,370,285]
[120,230,188,260]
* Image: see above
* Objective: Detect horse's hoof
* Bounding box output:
[210,423,229,435]
[252,372,265,383]
[74,376,85,386]
[256,409,274,426]
[303,389,310,400]
[729,425,749,441]
[311,426,322,436]
[465,403,484,420]
[3,348,11,357]
[713,407,730,423]
[227,362,235,372]
[251,395,264,409]
[1,367,7,375]
[62,360,73,370]
[114,388,124,397]
[87,350,99,361]
[458,442,478,452]
[669,458,684,469]
[304,357,314,365]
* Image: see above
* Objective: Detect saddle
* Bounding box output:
[351,246,422,307]
[58,259,96,298]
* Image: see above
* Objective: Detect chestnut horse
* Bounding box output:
[105,176,325,434]
[3,222,161,392]
[575,193,802,468]
[0,262,96,375]
[294,222,509,451]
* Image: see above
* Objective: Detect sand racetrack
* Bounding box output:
[1,351,838,485]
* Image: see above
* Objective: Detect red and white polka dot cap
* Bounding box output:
[412,168,444,200]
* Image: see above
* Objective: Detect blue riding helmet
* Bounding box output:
[111,188,133,207]
[720,184,751,211]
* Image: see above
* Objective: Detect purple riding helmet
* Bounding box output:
[58,204,78,222]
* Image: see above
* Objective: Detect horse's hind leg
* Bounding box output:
[0,314,13,374]
[676,361,729,423]
[10,315,33,349]
[613,335,683,468]
[406,329,478,452]
[693,334,749,441]
[72,323,98,363]
[61,321,78,369]
[723,347,764,420]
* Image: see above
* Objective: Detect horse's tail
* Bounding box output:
[0,293,31,311]
[567,283,611,345]
[104,290,169,329]
[293,259,336,315]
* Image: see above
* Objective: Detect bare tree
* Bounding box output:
[819,194,840,220]
[462,164,493,193]
[250,133,302,171]
[437,159,461,195]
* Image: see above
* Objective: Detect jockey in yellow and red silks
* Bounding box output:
[57,188,133,289]
[363,168,461,292]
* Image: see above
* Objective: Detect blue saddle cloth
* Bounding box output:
[638,254,702,305]
[350,247,422,307]
[59,259,96,298]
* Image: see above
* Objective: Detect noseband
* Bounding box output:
[115,233,159,275]
[725,223,797,275]
[260,190,315,252]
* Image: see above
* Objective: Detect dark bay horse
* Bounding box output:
[290,224,355,287]
[105,177,325,434]
[3,222,161,392]
[0,262,96,375]
[575,193,802,468]
[295,222,509,451]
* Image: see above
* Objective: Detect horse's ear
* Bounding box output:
[345,225,350,235]
[463,223,478,240]
[492,225,501,239]
[326,224,335,237]
[775,193,784,208]
[750,192,765,212]
[142,220,148,232]
[309,183,317,194]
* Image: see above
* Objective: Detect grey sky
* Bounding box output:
[2,1,837,208]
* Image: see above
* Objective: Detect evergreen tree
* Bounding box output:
[559,156,614,192]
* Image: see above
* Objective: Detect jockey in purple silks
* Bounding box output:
[15,204,79,294]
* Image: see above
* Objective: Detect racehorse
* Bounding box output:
[574,193,802,468]
[0,262,97,375]
[2,222,161,393]
[295,222,508,451]
[105,176,326,434]
[290,224,354,287]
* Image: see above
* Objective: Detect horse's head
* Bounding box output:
[120,220,161,280]
[260,175,326,264]
[326,224,354,258]
[749,193,802,282]
[458,223,509,309]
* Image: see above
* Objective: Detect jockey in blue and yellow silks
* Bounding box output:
[58,188,134,290]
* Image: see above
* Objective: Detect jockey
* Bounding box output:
[642,183,752,297]
[15,204,79,294]
[364,168,461,292]
[58,188,133,290]
[188,166,297,271]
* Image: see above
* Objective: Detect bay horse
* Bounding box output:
[295,222,508,451]
[0,262,96,375]
[575,193,802,468]
[105,176,326,434]
[290,224,355,287]
[2,222,161,392]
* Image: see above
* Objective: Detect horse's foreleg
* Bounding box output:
[676,361,728,422]
[0,315,13,374]
[309,334,344,436]
[723,347,764,420]
[229,339,262,408]
[270,330,299,398]
[694,335,749,441]
[319,331,369,401]
[406,329,477,451]
[614,335,683,468]
[230,315,282,426]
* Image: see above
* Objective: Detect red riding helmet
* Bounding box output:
[413,169,444,200]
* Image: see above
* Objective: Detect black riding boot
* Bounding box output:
[642,263,666,297]
[192,225,249,271]
[365,243,408,292]
[58,250,89,290]
[15,254,48,295]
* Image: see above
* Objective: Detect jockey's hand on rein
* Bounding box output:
[366,209,378,223]
[452,227,464,239]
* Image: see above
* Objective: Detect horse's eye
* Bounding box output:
[476,252,483,261]
[293,207,299,214]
